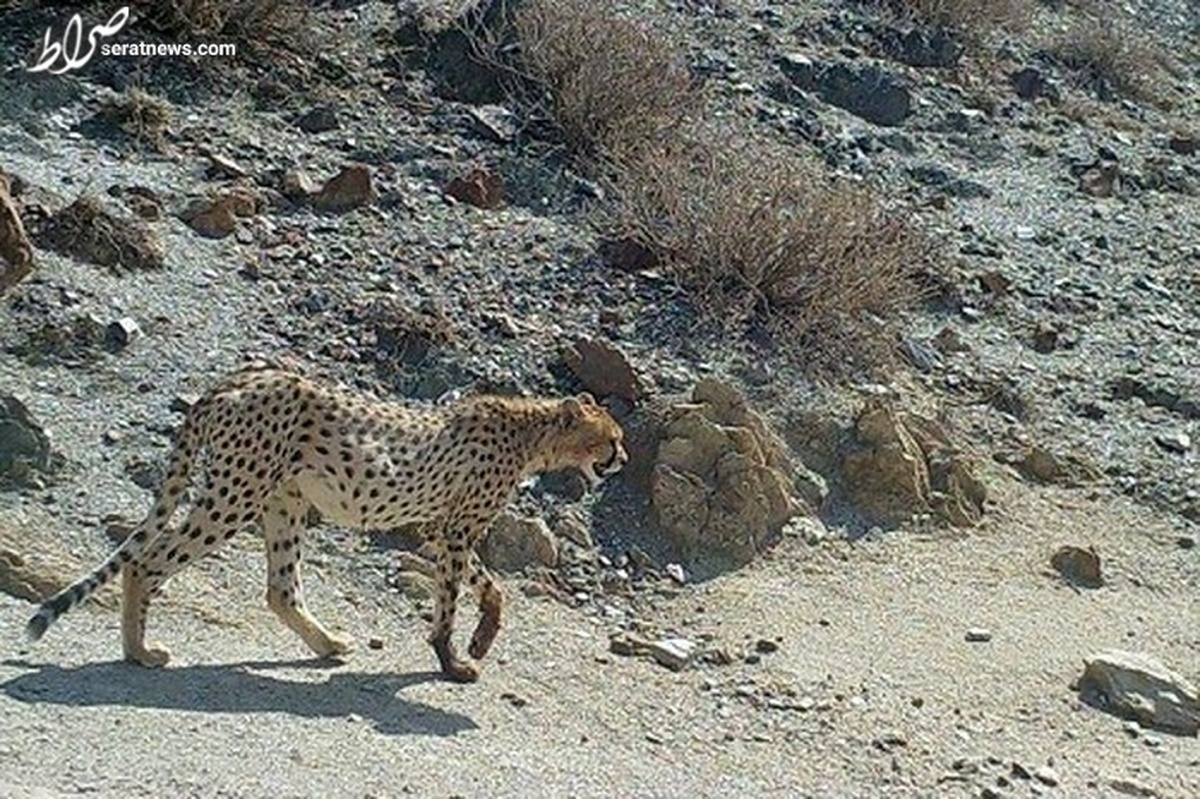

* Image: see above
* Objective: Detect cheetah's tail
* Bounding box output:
[25,394,211,643]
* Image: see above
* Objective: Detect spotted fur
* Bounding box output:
[26,366,626,682]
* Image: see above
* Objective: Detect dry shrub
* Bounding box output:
[608,132,929,371]
[132,0,308,44]
[510,0,700,158]
[98,88,172,148]
[1050,15,1165,102]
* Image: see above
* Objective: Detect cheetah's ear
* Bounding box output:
[559,396,585,429]
[577,392,596,406]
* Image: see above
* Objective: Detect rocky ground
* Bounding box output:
[0,0,1197,797]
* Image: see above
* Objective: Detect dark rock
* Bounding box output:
[1050,545,1103,588]
[36,196,163,272]
[444,167,505,209]
[313,165,376,213]
[781,58,912,127]
[1010,66,1059,101]
[0,394,55,485]
[908,164,991,199]
[295,105,341,134]
[562,337,643,403]
[881,27,963,68]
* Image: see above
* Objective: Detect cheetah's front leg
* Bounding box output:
[428,530,483,682]
[466,551,502,661]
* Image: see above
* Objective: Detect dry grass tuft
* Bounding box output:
[98,88,172,149]
[874,0,1031,34]
[132,0,308,44]
[1049,15,1166,102]
[509,0,700,159]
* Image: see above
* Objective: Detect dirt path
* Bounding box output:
[2,476,1195,798]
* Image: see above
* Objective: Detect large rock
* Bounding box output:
[0,525,108,606]
[312,164,376,213]
[1077,650,1199,735]
[37,195,163,272]
[842,397,986,527]
[0,171,35,293]
[480,509,558,573]
[651,379,821,572]
[0,393,55,487]
[779,56,912,126]
[562,337,643,403]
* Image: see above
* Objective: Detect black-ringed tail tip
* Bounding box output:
[25,591,77,642]
[26,608,53,642]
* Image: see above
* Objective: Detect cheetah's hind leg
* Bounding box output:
[263,481,353,658]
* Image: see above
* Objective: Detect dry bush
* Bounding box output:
[608,132,929,371]
[873,0,1031,33]
[132,0,308,44]
[508,0,700,158]
[98,88,172,147]
[1050,15,1165,102]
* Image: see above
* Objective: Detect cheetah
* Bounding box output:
[26,366,627,682]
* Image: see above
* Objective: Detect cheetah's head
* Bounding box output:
[551,393,627,488]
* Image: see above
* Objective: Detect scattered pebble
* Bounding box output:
[965,627,993,643]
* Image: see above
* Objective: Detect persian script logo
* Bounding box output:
[27,6,130,74]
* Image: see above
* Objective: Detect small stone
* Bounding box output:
[609,635,640,657]
[1107,778,1158,797]
[168,393,200,413]
[1176,536,1196,550]
[965,627,992,642]
[1168,134,1196,156]
[872,731,907,751]
[932,325,970,354]
[1031,322,1061,353]
[367,636,384,650]
[104,316,141,350]
[499,691,527,708]
[647,637,697,671]
[1154,431,1191,454]
[313,164,375,213]
[468,105,520,143]
[281,168,318,201]
[665,563,687,584]
[1050,545,1103,588]
[979,270,1011,295]
[444,168,504,210]
[754,638,779,654]
[295,104,341,133]
[206,153,248,179]
[480,511,558,573]
[1033,766,1059,787]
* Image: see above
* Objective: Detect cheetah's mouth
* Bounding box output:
[586,442,624,487]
